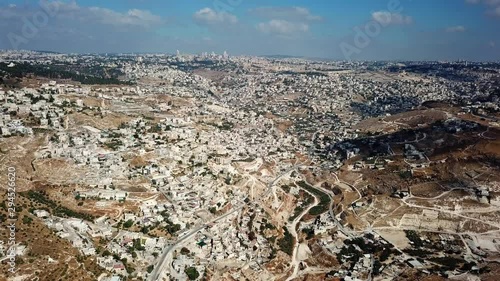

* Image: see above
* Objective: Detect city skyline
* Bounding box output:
[0,0,499,61]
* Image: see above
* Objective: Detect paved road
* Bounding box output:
[286,187,319,281]
[262,165,302,198]
[147,205,243,281]
[149,164,303,280]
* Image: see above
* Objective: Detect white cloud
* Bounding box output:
[466,0,500,5]
[249,6,322,22]
[0,1,168,51]
[193,8,238,25]
[21,1,166,28]
[465,0,500,17]
[492,5,500,16]
[484,0,500,5]
[371,11,413,25]
[83,7,163,27]
[446,25,466,32]
[256,19,309,35]
[0,1,163,27]
[127,9,163,25]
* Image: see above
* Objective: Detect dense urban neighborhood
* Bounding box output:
[1,50,500,281]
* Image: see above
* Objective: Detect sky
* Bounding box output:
[0,0,499,61]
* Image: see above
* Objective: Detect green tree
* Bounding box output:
[123,219,134,228]
[184,267,200,280]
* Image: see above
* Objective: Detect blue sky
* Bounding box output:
[0,0,498,60]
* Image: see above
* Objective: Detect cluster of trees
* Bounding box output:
[301,227,315,240]
[297,181,330,216]
[23,190,94,221]
[205,121,234,131]
[277,227,294,256]
[0,62,134,85]
[160,210,181,234]
[337,235,398,274]
[404,230,424,247]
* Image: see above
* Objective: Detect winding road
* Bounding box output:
[147,205,244,281]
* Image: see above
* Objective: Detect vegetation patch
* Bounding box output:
[297,181,330,216]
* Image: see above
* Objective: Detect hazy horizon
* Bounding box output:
[0,0,499,61]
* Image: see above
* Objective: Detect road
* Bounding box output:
[262,165,302,198]
[391,132,427,145]
[401,196,500,229]
[147,205,243,281]
[148,164,301,280]
[148,164,307,280]
[310,179,355,238]
[286,187,319,281]
[286,176,359,280]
